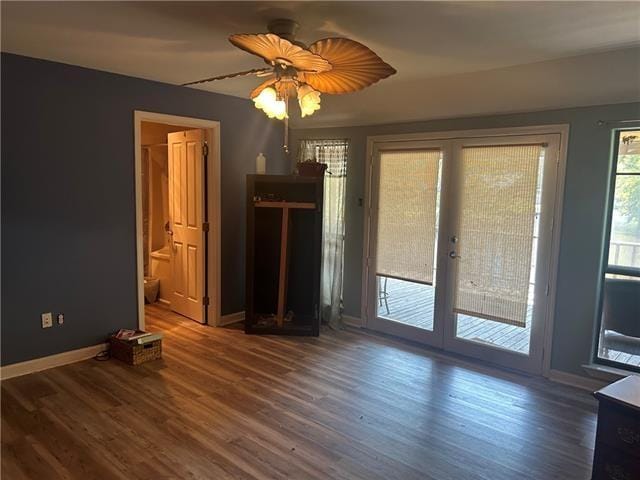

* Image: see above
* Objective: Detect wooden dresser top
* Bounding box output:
[595,375,640,412]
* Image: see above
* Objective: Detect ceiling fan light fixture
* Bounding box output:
[252,86,288,120]
[185,20,396,128]
[297,84,321,118]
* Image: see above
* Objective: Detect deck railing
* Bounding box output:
[609,239,640,268]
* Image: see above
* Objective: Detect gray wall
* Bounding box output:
[1,53,286,365]
[290,101,640,377]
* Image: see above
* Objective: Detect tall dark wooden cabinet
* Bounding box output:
[246,175,323,335]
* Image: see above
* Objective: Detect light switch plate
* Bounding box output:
[41,312,53,328]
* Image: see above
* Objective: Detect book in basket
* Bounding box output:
[114,329,163,344]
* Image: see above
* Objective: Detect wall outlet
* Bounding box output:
[57,313,64,325]
[41,312,53,328]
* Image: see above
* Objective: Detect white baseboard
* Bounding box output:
[157,298,170,306]
[582,363,638,383]
[219,311,244,327]
[1,343,109,381]
[547,368,608,392]
[343,315,363,328]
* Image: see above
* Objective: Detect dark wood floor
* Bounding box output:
[2,304,597,479]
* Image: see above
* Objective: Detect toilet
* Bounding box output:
[143,277,160,304]
[150,246,172,304]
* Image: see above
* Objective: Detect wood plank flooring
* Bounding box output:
[2,304,598,479]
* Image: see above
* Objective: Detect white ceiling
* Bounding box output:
[2,1,640,127]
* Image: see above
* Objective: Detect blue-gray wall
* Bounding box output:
[1,53,286,365]
[290,101,640,377]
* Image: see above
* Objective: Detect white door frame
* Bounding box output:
[134,111,221,329]
[441,133,561,375]
[362,124,569,376]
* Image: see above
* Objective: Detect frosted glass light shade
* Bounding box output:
[297,84,321,117]
[252,87,288,120]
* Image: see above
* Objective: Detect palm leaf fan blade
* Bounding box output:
[250,77,278,99]
[229,33,331,73]
[303,37,396,94]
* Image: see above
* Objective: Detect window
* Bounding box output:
[596,130,640,371]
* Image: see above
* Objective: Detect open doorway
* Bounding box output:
[134,111,220,330]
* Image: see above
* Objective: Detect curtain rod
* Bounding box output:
[299,138,350,144]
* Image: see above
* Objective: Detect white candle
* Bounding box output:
[256,153,266,174]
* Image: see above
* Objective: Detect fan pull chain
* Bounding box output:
[283,91,290,154]
[284,116,289,154]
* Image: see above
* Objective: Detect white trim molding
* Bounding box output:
[219,311,245,327]
[1,343,109,381]
[365,124,572,145]
[134,111,222,329]
[547,368,609,392]
[582,363,639,384]
[343,315,363,328]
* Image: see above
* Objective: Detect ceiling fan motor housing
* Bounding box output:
[268,18,305,47]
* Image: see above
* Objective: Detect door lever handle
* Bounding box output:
[449,251,461,259]
[164,222,173,236]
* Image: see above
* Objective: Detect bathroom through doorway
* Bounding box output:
[134,111,220,329]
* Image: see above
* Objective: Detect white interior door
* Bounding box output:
[167,129,206,324]
[442,134,560,374]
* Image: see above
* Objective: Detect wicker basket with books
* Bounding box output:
[110,329,163,365]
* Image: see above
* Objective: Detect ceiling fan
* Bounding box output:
[182,19,397,122]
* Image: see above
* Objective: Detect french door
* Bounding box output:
[365,133,561,374]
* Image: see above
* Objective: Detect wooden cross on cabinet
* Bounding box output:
[254,200,316,327]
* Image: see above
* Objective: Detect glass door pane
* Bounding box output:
[376,276,436,330]
[370,144,444,340]
[444,135,559,374]
[452,144,544,354]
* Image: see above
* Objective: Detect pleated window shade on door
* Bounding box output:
[453,144,543,328]
[376,149,441,285]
